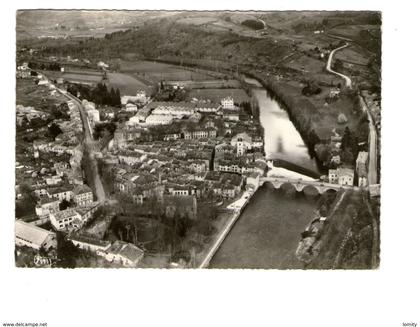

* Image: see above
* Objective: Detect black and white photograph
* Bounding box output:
[14,10,381,269]
[1,1,419,326]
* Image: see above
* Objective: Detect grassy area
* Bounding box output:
[119,60,216,82]
[60,70,150,95]
[186,88,250,104]
[16,77,67,108]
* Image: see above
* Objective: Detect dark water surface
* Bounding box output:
[210,184,318,269]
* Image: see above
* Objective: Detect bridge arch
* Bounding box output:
[278,182,297,194]
[302,184,320,196]
[322,187,339,194]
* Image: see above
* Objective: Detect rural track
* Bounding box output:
[326,43,352,88]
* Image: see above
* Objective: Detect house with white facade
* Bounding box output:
[35,197,60,217]
[47,185,74,202]
[221,96,235,109]
[99,241,144,267]
[73,185,93,206]
[49,209,82,231]
[329,168,354,186]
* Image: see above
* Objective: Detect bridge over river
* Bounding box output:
[259,176,357,194]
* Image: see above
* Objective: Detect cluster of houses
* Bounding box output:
[124,96,240,128]
[102,93,267,212]
[327,151,369,187]
[82,99,100,125]
[106,128,267,209]
[16,105,48,127]
[16,62,31,78]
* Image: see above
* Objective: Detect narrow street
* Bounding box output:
[60,91,107,203]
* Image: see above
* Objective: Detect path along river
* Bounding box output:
[209,79,321,268]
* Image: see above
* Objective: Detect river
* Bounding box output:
[209,184,318,269]
[208,78,321,268]
[245,77,319,174]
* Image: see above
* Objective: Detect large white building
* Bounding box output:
[35,197,60,217]
[231,132,253,156]
[82,100,100,123]
[49,209,82,231]
[121,90,148,105]
[145,114,173,125]
[153,105,195,118]
[73,185,93,206]
[221,96,235,109]
[15,220,57,251]
[129,107,152,124]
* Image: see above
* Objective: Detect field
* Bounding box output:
[328,24,380,40]
[61,70,151,95]
[335,46,370,66]
[119,60,217,82]
[16,77,67,108]
[186,88,250,104]
[285,53,326,73]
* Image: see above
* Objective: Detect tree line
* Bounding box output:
[67,82,121,107]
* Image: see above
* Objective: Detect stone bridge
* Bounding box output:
[259,176,356,194]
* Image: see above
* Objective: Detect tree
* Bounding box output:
[59,199,71,210]
[47,122,63,140]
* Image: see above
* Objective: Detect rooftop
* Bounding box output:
[15,220,55,247]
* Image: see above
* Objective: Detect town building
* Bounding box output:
[74,202,100,223]
[196,103,220,113]
[73,185,94,206]
[329,168,354,186]
[47,185,74,202]
[129,107,151,124]
[338,168,354,186]
[121,90,148,105]
[145,114,173,125]
[15,220,57,251]
[356,151,369,187]
[68,234,111,253]
[35,197,60,217]
[49,209,82,231]
[99,241,144,267]
[221,96,235,109]
[82,100,100,123]
[125,103,138,113]
[183,128,217,140]
[231,132,253,156]
[222,110,240,121]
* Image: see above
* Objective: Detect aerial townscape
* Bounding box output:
[15,10,381,269]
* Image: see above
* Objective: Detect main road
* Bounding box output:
[326,43,352,88]
[359,95,378,185]
[64,92,107,202]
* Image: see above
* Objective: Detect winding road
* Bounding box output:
[326,43,352,88]
[325,45,378,185]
